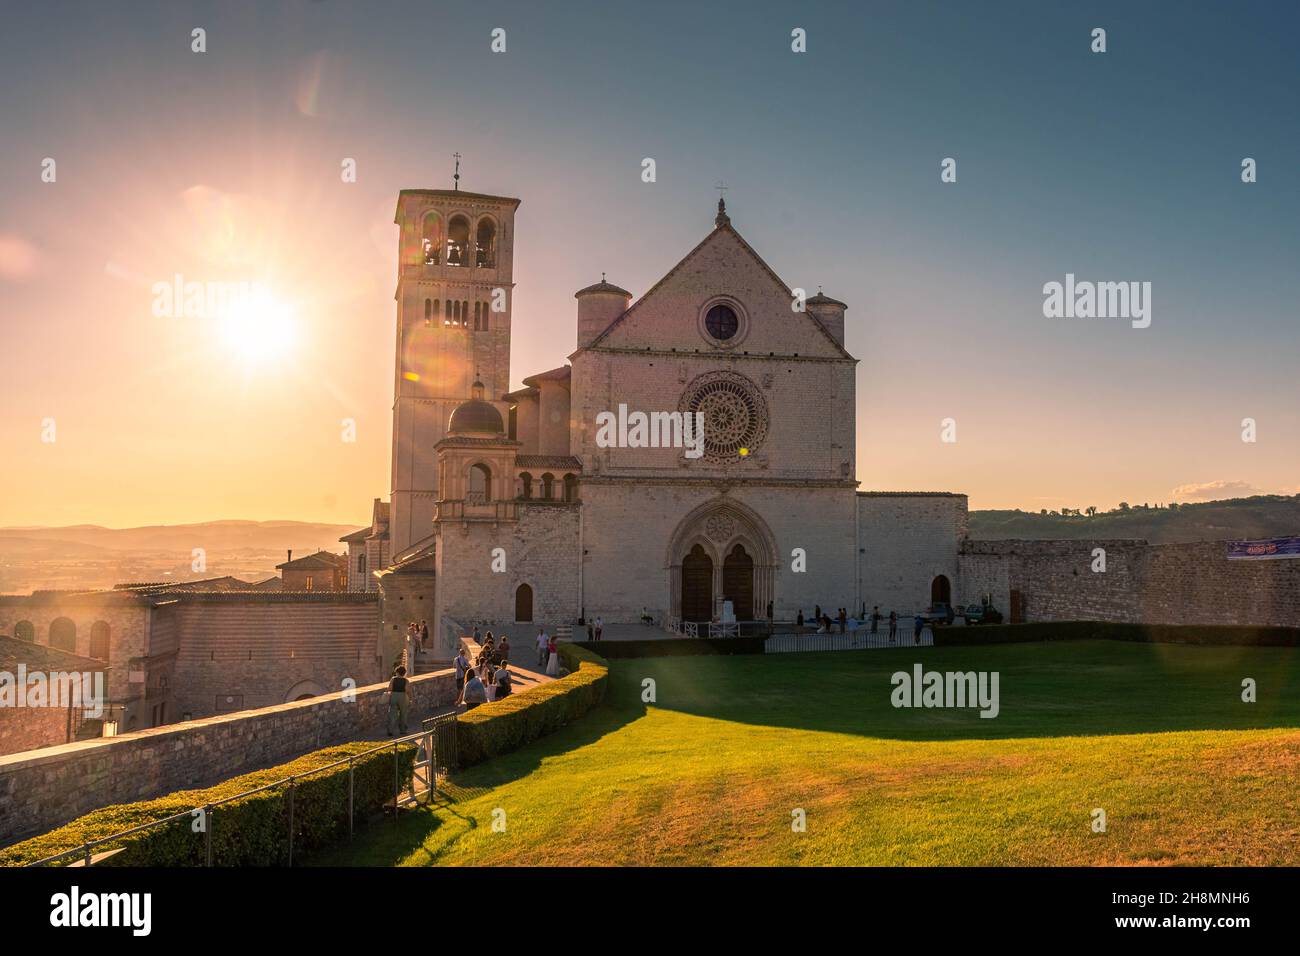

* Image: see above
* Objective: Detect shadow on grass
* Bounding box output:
[304,698,647,866]
[601,639,1300,742]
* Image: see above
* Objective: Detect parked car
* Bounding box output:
[928,602,955,625]
[963,604,985,624]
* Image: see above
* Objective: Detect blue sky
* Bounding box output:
[1,1,1297,524]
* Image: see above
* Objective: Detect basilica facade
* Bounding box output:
[350,187,968,652]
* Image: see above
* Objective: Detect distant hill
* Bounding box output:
[0,520,366,593]
[970,495,1300,543]
[0,520,363,554]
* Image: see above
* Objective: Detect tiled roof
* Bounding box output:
[276,550,346,571]
[0,634,108,672]
[516,455,582,470]
[339,527,371,543]
[521,366,571,388]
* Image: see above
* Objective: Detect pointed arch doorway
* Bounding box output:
[515,583,534,623]
[722,544,754,621]
[667,499,777,625]
[680,544,713,623]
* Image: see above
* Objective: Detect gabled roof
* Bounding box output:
[503,385,539,402]
[521,366,572,388]
[339,527,371,543]
[581,220,855,360]
[276,550,346,571]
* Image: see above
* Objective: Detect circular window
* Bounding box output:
[705,304,739,341]
[679,371,769,462]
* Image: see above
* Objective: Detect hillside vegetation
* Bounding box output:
[970,494,1300,543]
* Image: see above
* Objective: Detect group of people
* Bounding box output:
[404,620,430,674]
[793,604,928,645]
[454,631,514,709]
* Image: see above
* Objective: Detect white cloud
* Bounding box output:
[1170,479,1259,502]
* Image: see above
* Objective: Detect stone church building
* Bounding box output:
[350,186,968,651]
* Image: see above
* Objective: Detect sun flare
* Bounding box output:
[217,290,297,365]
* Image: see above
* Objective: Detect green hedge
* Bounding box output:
[571,636,767,658]
[933,621,1300,647]
[0,740,415,867]
[456,642,609,767]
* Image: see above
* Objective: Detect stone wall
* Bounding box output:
[0,667,457,848]
[959,539,1300,627]
[433,503,582,631]
[168,600,384,719]
[858,492,968,616]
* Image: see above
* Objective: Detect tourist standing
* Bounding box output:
[871,606,881,636]
[453,647,469,704]
[405,627,421,676]
[838,608,847,634]
[594,616,603,642]
[914,613,925,645]
[420,619,429,649]
[386,666,410,736]
[546,635,560,676]
[473,624,481,644]
[495,660,513,699]
[462,667,487,711]
[796,609,804,627]
[536,628,549,666]
[888,610,898,643]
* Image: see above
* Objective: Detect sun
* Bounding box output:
[217,289,297,365]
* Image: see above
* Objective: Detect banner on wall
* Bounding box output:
[1226,536,1300,561]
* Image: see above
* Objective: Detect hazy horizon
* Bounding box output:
[3,1,1298,527]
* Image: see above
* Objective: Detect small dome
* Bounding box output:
[575,275,631,299]
[448,398,504,436]
[448,379,503,436]
[806,292,847,308]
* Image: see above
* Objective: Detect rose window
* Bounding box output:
[679,371,769,462]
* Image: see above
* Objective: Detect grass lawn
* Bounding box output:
[311,640,1300,866]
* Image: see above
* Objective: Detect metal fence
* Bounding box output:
[765,623,934,654]
[26,713,458,868]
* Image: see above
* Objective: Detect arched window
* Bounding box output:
[421,212,443,265]
[563,473,578,502]
[424,298,432,326]
[447,215,470,265]
[474,302,481,331]
[89,621,111,660]
[476,218,496,268]
[358,553,367,576]
[49,617,76,653]
[481,307,489,332]
[468,463,492,503]
[541,472,555,500]
[461,300,469,326]
[14,620,34,642]
[518,472,533,499]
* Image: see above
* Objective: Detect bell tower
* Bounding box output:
[389,184,521,555]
